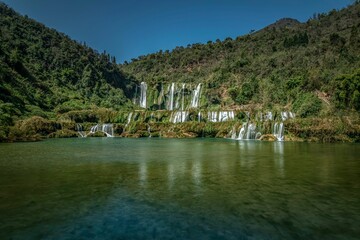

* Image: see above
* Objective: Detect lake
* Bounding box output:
[0,138,359,239]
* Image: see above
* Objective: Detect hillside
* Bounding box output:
[0,2,359,142]
[121,2,360,115]
[0,3,136,126]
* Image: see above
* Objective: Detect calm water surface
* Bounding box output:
[0,138,359,239]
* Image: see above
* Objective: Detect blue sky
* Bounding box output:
[2,0,353,63]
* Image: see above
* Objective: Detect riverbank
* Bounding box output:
[1,112,359,143]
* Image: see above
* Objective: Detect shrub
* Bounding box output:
[293,93,322,117]
[332,70,360,111]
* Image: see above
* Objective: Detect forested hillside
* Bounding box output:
[121,2,360,116]
[0,2,359,142]
[0,3,136,127]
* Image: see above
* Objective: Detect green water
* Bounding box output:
[0,138,359,239]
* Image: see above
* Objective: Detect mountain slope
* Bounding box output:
[121,2,360,115]
[0,2,359,142]
[0,3,136,126]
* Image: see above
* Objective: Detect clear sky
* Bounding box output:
[1,0,353,63]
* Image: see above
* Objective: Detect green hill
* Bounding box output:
[0,3,136,126]
[121,2,360,115]
[0,2,359,142]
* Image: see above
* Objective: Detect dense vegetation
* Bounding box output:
[0,3,137,138]
[121,2,360,115]
[0,2,360,142]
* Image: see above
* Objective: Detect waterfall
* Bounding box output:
[175,84,182,110]
[208,111,218,122]
[273,122,284,141]
[229,126,237,139]
[170,111,188,123]
[102,124,114,137]
[125,112,133,129]
[281,112,288,121]
[198,112,201,122]
[281,111,295,121]
[238,124,246,139]
[89,124,114,137]
[90,125,98,134]
[76,123,86,137]
[190,83,201,108]
[219,111,235,122]
[208,111,234,122]
[127,113,133,124]
[168,83,175,110]
[181,83,185,111]
[139,82,147,108]
[238,123,258,140]
[158,83,164,108]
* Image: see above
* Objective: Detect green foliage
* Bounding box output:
[293,93,322,117]
[228,80,258,105]
[0,3,135,129]
[332,70,360,111]
[2,2,360,142]
[8,116,57,141]
[121,3,360,112]
[329,33,346,47]
[283,32,309,48]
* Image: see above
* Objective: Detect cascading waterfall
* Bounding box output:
[208,111,235,122]
[102,124,114,137]
[76,123,86,138]
[125,112,133,127]
[132,84,298,140]
[219,111,234,122]
[174,86,182,110]
[139,82,147,108]
[90,125,98,134]
[237,123,258,140]
[229,126,237,139]
[168,83,175,110]
[89,124,114,137]
[190,83,201,108]
[281,111,295,121]
[181,83,185,111]
[273,122,284,141]
[170,111,189,123]
[208,111,218,122]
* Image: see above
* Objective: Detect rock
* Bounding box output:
[259,134,277,141]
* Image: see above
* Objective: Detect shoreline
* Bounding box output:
[2,115,359,143]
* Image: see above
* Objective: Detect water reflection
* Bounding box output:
[1,139,359,239]
[138,146,148,187]
[236,141,259,169]
[167,162,175,190]
[139,161,147,186]
[192,160,202,191]
[273,142,284,176]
